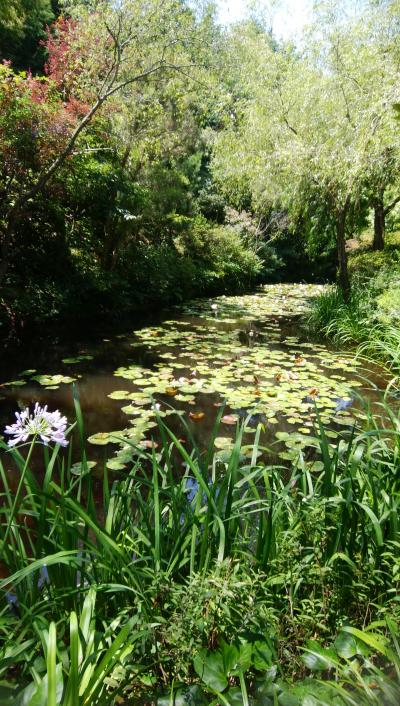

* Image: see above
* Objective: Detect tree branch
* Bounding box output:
[384,194,400,215]
[9,61,167,218]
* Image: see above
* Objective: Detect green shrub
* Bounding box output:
[348,245,400,282]
[376,287,400,324]
[175,215,262,292]
[309,245,400,378]
[156,562,276,681]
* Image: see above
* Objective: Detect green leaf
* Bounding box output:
[342,626,391,658]
[157,685,208,705]
[302,641,338,671]
[193,649,228,692]
[252,640,273,671]
[334,631,358,659]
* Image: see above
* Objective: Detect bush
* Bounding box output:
[309,239,400,379]
[175,215,262,292]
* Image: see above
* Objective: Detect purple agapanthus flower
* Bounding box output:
[4,403,68,447]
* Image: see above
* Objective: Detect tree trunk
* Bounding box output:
[0,215,16,284]
[373,197,385,251]
[337,203,350,301]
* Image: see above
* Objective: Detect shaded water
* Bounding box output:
[0,284,389,478]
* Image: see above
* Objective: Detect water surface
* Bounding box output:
[0,284,388,476]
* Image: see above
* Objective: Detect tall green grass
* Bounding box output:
[308,284,400,380]
[0,400,399,703]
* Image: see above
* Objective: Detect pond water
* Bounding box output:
[0,284,388,479]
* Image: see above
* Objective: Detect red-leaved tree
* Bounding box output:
[0,0,199,282]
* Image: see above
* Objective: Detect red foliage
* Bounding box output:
[27,75,50,105]
[41,18,91,120]
[42,18,82,95]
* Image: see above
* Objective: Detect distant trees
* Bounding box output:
[0,0,56,71]
[211,2,400,296]
[0,0,210,282]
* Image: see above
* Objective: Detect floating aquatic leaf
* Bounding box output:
[139,440,159,449]
[108,391,131,400]
[87,431,124,446]
[325,430,340,439]
[62,355,93,364]
[165,387,178,397]
[87,432,111,446]
[106,458,128,470]
[221,414,238,425]
[214,437,234,450]
[189,412,205,422]
[71,460,96,475]
[175,394,196,402]
[32,374,76,386]
[276,431,291,441]
[121,404,139,415]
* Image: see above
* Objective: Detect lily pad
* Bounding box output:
[32,374,76,386]
[189,412,205,422]
[87,432,112,446]
[62,355,93,364]
[71,460,97,475]
[221,414,238,425]
[214,437,234,450]
[108,391,132,400]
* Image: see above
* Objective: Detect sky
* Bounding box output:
[216,0,313,40]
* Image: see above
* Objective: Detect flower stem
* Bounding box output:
[1,437,36,551]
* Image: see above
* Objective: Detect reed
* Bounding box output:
[0,397,399,704]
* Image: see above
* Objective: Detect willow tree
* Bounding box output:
[212,1,400,296]
[361,0,400,249]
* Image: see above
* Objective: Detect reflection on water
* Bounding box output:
[0,284,389,477]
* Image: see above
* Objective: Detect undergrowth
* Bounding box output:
[308,268,400,380]
[0,397,399,704]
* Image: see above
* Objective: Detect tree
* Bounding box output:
[365,150,400,250]
[361,0,400,249]
[0,0,56,71]
[211,2,400,296]
[0,0,207,282]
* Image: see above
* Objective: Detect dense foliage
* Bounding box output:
[1,402,400,704]
[0,0,266,336]
[308,231,400,378]
[3,1,399,335]
[1,1,400,704]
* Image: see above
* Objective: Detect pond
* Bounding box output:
[0,284,388,479]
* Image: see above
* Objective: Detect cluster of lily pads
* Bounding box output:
[1,285,372,470]
[94,285,366,469]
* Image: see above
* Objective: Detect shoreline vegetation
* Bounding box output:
[309,232,400,383]
[0,397,399,705]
